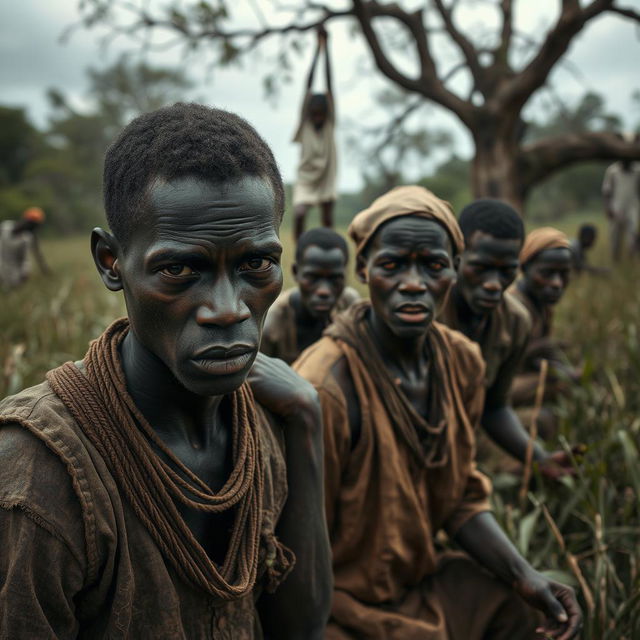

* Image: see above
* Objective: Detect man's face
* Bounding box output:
[360,216,456,339]
[293,245,347,320]
[579,231,596,249]
[457,231,521,315]
[523,247,572,306]
[116,175,282,397]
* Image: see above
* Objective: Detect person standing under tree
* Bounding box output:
[292,26,337,241]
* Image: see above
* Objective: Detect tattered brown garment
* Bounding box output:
[439,291,531,408]
[261,286,360,364]
[294,302,499,639]
[510,286,568,406]
[0,323,290,639]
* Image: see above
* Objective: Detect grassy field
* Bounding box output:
[2,216,639,637]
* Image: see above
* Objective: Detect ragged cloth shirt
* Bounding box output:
[294,302,493,638]
[439,290,531,409]
[260,286,360,364]
[0,371,289,638]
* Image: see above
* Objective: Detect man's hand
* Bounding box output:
[514,570,582,640]
[538,450,576,480]
[248,352,320,424]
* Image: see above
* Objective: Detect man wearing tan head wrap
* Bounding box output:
[511,228,579,423]
[294,187,581,640]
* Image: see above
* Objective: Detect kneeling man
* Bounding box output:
[0,103,331,638]
[295,186,581,639]
[261,227,359,364]
[440,199,572,478]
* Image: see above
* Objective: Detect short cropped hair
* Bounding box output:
[103,103,284,243]
[458,199,525,245]
[295,227,349,264]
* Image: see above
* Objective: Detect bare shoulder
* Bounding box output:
[504,291,533,335]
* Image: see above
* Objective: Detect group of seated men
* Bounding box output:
[0,104,581,639]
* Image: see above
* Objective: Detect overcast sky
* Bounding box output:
[1,1,639,190]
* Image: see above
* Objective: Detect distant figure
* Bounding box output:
[570,224,609,275]
[0,207,51,289]
[602,148,640,261]
[292,26,336,240]
[261,228,359,364]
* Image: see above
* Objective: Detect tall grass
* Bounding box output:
[1,225,639,636]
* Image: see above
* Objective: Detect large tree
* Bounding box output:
[76,0,640,210]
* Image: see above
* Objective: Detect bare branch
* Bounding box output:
[608,5,640,22]
[432,0,484,86]
[521,131,640,189]
[351,0,474,125]
[494,0,613,113]
[493,0,513,66]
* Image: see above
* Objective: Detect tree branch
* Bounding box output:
[608,5,640,22]
[351,0,474,125]
[493,0,513,66]
[495,0,613,113]
[520,131,640,190]
[432,0,485,88]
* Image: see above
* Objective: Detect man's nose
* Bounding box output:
[195,276,251,327]
[315,281,332,299]
[482,274,502,293]
[549,273,563,290]
[399,266,427,293]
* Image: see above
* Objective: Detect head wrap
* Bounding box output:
[520,227,570,265]
[23,207,45,224]
[348,185,464,259]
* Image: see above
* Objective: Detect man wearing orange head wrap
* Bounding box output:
[295,187,581,640]
[0,207,51,289]
[511,228,579,419]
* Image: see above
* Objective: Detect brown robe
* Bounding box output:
[294,304,534,639]
[509,285,568,407]
[260,286,360,364]
[439,290,531,409]
[0,375,288,638]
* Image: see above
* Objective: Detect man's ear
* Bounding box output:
[453,254,461,272]
[91,228,123,292]
[291,262,299,281]
[355,254,368,284]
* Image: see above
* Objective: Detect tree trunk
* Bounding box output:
[470,119,526,213]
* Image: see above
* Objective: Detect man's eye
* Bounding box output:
[381,261,397,271]
[240,258,272,272]
[161,264,196,277]
[430,262,445,272]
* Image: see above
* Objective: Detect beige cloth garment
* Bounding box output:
[0,332,289,638]
[294,302,538,639]
[292,96,337,207]
[261,286,360,364]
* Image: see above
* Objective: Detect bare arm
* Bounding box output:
[250,354,332,639]
[454,512,582,640]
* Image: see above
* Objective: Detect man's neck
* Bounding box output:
[368,309,428,379]
[452,285,488,339]
[119,331,223,444]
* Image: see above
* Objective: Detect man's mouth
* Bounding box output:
[393,302,432,323]
[475,296,501,310]
[190,344,255,375]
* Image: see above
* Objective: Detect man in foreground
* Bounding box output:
[0,206,51,289]
[511,227,579,425]
[0,103,331,638]
[261,227,359,364]
[295,186,581,639]
[439,199,572,478]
